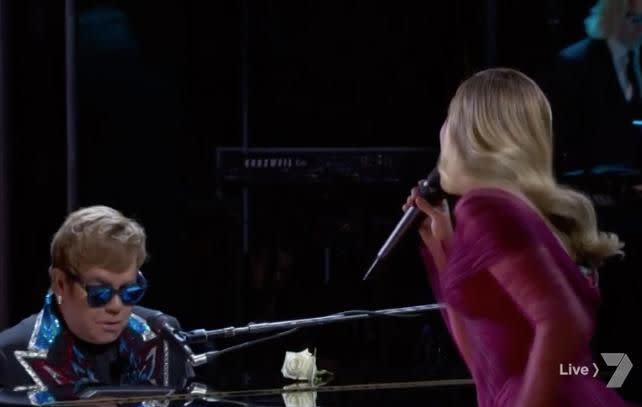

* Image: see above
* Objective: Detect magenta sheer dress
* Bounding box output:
[421,188,636,407]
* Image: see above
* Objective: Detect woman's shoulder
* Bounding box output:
[449,186,555,262]
[454,187,538,223]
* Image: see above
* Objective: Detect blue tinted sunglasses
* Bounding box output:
[63,269,148,307]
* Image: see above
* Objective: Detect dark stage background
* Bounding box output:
[1,0,640,403]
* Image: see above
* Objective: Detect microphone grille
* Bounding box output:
[419,169,447,205]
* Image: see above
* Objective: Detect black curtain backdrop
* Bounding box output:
[0,0,10,330]
[3,0,68,325]
[1,0,640,402]
[1,0,529,328]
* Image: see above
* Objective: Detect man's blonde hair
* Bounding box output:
[51,205,147,274]
[439,68,623,269]
[585,0,628,39]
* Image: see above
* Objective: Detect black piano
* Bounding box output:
[0,305,477,406]
[0,376,476,406]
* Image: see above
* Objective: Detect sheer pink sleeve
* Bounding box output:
[419,234,451,303]
[420,245,451,333]
[452,192,592,327]
[452,192,594,405]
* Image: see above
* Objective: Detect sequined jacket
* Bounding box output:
[0,293,194,403]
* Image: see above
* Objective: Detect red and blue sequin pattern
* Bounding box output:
[14,291,169,405]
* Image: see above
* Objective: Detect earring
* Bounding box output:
[56,295,63,305]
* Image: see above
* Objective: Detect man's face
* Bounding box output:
[53,264,138,344]
[622,0,642,44]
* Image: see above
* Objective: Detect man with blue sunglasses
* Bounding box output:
[0,205,194,399]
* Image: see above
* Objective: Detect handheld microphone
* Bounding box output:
[362,167,447,280]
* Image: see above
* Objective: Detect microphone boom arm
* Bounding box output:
[183,303,444,366]
[185,303,443,343]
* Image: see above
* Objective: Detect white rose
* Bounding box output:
[281,348,317,382]
[282,383,317,407]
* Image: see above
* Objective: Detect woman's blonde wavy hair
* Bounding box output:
[438,68,623,269]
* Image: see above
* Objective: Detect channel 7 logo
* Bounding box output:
[560,353,633,388]
[601,353,633,388]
